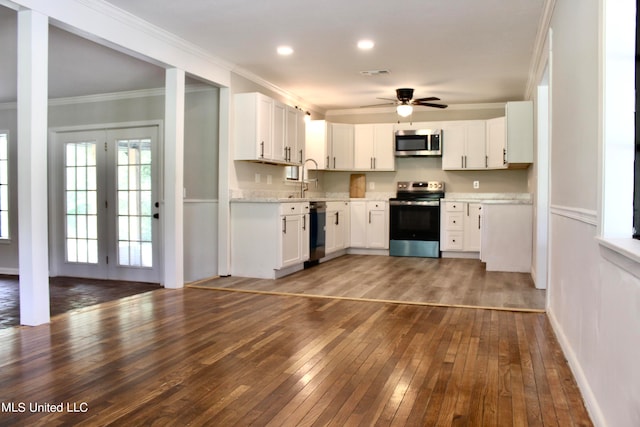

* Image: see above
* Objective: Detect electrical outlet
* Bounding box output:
[369,182,375,190]
[473,180,480,189]
[267,175,272,185]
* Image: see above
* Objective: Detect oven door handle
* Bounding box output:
[389,200,440,207]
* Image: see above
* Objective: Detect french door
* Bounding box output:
[51,126,160,283]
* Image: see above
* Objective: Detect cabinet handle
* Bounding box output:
[333,157,336,169]
[326,156,330,169]
[371,157,373,169]
[373,157,376,169]
[303,215,306,230]
[503,148,507,165]
[467,204,469,216]
[461,156,464,168]
[369,211,372,223]
[299,149,303,163]
[260,141,265,159]
[335,211,339,225]
[485,155,488,168]
[282,217,287,234]
[478,215,481,230]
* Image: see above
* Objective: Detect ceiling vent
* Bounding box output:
[360,69,390,76]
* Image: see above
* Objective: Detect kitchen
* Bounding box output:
[228,89,536,301]
[1,1,638,426]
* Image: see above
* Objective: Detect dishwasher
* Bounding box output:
[305,201,326,267]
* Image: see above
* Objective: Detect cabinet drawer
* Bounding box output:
[367,201,385,210]
[445,202,464,212]
[446,212,464,230]
[444,231,464,250]
[279,203,306,215]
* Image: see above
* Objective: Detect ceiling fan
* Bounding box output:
[363,88,448,116]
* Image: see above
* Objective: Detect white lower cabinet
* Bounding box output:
[325,201,349,254]
[481,204,532,272]
[231,201,309,278]
[350,201,389,249]
[441,201,482,253]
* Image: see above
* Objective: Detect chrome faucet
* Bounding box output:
[300,158,319,197]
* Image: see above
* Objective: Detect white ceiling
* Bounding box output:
[0,0,545,112]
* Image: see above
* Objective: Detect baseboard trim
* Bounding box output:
[547,309,606,427]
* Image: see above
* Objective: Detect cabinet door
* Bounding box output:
[505,101,534,165]
[372,123,395,170]
[354,124,374,169]
[441,123,466,169]
[367,202,388,249]
[334,209,345,250]
[257,95,273,160]
[325,208,337,253]
[286,106,304,164]
[465,121,487,169]
[464,203,482,251]
[301,213,310,261]
[486,116,506,168]
[329,123,354,169]
[272,101,286,162]
[305,120,329,169]
[280,214,302,267]
[350,201,367,247]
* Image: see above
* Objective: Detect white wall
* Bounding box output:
[0,88,220,281]
[545,0,640,426]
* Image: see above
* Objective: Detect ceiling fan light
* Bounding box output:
[397,104,413,117]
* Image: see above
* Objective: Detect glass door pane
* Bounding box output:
[116,138,153,268]
[65,141,98,264]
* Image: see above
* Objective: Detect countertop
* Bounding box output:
[442,193,532,205]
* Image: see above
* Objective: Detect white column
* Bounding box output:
[217,87,231,276]
[17,10,50,325]
[163,68,185,288]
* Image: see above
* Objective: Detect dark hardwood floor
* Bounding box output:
[0,275,161,329]
[0,287,591,426]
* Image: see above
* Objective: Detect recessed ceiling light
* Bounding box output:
[277,46,294,56]
[357,39,375,50]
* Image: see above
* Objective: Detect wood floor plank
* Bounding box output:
[0,288,592,426]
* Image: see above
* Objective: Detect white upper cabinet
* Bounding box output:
[486,116,506,168]
[304,120,354,170]
[442,120,487,170]
[485,101,533,169]
[234,92,304,165]
[285,105,305,164]
[354,123,395,171]
[505,101,533,167]
[329,123,354,170]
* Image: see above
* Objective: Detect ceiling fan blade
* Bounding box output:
[360,102,397,108]
[413,96,440,102]
[375,97,399,102]
[415,101,448,109]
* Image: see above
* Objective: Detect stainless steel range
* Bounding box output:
[389,181,444,258]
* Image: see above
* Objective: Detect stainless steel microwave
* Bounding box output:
[394,129,443,157]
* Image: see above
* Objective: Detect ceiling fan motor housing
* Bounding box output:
[396,88,414,103]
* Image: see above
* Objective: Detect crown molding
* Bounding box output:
[0,84,217,110]
[525,0,557,99]
[231,66,324,115]
[325,102,506,117]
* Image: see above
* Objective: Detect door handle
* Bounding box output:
[153,213,159,219]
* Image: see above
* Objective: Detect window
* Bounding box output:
[0,132,8,239]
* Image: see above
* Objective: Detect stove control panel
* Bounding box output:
[396,181,445,193]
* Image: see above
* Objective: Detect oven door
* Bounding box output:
[389,200,441,257]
